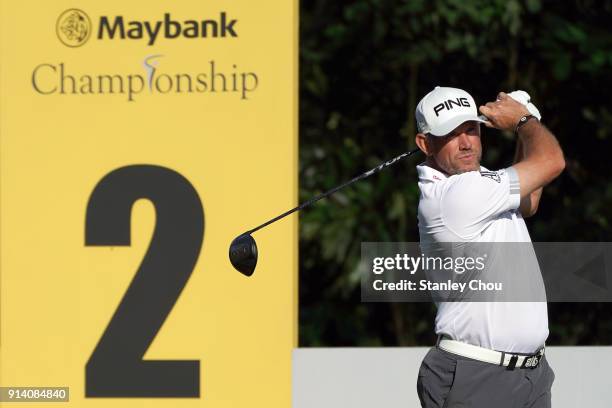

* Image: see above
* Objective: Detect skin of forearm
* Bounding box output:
[517,120,564,167]
[517,119,565,187]
[513,134,543,217]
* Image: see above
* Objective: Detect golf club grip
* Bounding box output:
[245,148,421,235]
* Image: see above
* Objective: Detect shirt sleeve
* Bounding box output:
[440,167,521,239]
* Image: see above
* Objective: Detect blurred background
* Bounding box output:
[298,0,612,346]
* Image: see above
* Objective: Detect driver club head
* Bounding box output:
[229,234,258,276]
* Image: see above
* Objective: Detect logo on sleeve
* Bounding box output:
[480,170,501,183]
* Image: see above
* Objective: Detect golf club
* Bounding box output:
[229,147,422,276]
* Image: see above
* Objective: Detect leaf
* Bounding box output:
[526,0,541,13]
[552,53,572,80]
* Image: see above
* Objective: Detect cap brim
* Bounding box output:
[428,114,487,137]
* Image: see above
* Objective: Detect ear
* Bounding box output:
[415,133,432,156]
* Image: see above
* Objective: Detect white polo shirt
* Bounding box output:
[417,163,548,353]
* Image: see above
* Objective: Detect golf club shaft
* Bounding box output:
[243,148,421,236]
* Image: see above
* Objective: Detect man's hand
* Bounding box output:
[478,92,530,131]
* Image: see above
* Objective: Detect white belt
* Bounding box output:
[438,338,544,369]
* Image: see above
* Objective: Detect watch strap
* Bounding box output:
[515,114,538,134]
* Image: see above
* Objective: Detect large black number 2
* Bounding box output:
[85,165,203,397]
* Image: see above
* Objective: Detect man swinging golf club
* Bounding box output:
[414,86,564,408]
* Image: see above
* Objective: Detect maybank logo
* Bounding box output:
[31,56,259,102]
[56,10,238,47]
[56,9,92,47]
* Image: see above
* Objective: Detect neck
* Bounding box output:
[425,157,449,176]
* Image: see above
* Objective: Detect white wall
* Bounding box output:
[293,347,612,408]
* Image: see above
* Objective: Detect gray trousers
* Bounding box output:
[417,347,555,408]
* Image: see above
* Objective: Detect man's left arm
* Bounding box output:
[514,137,542,218]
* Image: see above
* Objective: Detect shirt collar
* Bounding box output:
[417,163,490,183]
[417,163,448,182]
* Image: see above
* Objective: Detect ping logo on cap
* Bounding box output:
[416,86,484,136]
[433,97,471,116]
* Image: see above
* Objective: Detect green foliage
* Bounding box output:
[300,0,612,346]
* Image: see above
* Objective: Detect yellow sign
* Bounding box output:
[0,1,297,407]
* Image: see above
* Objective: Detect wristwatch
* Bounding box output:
[515,114,539,134]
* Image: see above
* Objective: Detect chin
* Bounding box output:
[454,163,480,174]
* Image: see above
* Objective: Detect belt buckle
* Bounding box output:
[521,350,543,369]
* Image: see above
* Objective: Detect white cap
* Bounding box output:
[416,86,486,136]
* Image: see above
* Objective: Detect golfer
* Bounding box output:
[414,86,564,407]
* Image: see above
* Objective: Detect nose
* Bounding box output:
[457,133,472,150]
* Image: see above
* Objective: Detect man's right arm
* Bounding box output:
[512,119,565,198]
[513,137,543,217]
[479,92,565,198]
